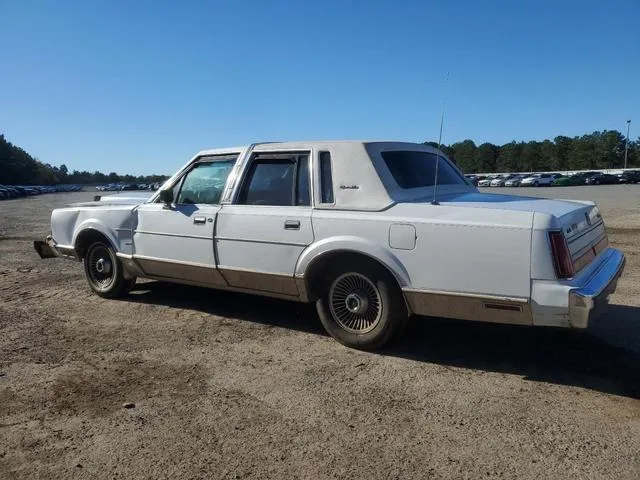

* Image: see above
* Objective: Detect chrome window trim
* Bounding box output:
[228,149,314,206]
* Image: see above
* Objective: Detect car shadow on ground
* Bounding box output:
[126,281,640,399]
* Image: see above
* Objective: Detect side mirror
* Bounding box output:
[159,188,174,205]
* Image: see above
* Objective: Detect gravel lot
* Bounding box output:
[1,187,639,479]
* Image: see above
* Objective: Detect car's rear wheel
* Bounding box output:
[83,240,132,298]
[316,260,408,350]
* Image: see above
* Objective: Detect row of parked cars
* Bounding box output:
[0,184,83,200]
[466,170,640,187]
[95,182,162,192]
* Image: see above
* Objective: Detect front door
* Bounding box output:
[215,151,313,296]
[132,154,238,286]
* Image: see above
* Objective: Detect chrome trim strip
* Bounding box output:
[214,236,308,247]
[401,288,529,304]
[134,230,211,240]
[566,220,604,244]
[132,254,214,269]
[218,266,295,278]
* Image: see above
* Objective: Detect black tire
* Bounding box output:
[533,181,539,187]
[83,240,131,298]
[315,259,408,351]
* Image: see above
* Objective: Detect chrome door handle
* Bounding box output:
[193,216,206,224]
[284,220,300,230]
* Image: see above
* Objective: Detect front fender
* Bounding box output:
[295,235,411,287]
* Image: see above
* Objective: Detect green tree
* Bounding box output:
[473,143,499,172]
[450,140,476,172]
[496,142,522,172]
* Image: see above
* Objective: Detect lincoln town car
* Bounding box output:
[35,141,625,350]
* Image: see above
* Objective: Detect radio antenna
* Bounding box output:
[431,72,449,206]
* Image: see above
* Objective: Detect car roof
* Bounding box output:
[195,140,440,156]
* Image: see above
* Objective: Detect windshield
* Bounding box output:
[380,151,468,189]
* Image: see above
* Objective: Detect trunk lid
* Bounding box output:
[437,191,607,274]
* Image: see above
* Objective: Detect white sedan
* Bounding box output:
[35,141,626,350]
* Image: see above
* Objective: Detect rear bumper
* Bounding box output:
[568,248,625,329]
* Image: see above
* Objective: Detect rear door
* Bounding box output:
[132,154,238,285]
[215,151,313,296]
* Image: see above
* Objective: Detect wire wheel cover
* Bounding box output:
[87,245,115,290]
[329,272,382,333]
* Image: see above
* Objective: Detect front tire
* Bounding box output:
[316,260,408,351]
[83,240,131,298]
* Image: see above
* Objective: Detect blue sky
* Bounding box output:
[1,0,638,175]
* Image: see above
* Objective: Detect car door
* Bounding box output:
[132,154,238,286]
[215,151,313,297]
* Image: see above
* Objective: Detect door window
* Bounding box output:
[176,157,237,205]
[238,153,310,206]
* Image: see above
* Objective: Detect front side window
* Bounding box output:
[238,153,310,206]
[381,151,466,189]
[176,156,237,204]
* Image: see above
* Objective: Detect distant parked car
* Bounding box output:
[464,175,479,186]
[585,173,619,185]
[505,175,525,187]
[552,175,581,186]
[521,173,554,187]
[477,177,492,187]
[617,171,640,184]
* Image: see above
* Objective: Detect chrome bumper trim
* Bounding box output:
[568,248,625,329]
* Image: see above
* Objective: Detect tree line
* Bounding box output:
[2,129,638,185]
[425,129,639,173]
[0,134,169,185]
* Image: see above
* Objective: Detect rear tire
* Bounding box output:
[83,240,130,298]
[315,260,408,351]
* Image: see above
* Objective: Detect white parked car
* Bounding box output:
[34,141,625,350]
[477,177,492,187]
[505,175,524,187]
[521,173,554,187]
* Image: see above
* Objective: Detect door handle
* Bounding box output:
[284,219,300,230]
[193,216,206,224]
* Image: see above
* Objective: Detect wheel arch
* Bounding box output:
[73,225,118,260]
[297,237,411,301]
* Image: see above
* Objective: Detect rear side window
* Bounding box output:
[381,151,466,189]
[319,151,334,203]
[238,153,310,206]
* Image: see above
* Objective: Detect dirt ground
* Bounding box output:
[1,186,639,480]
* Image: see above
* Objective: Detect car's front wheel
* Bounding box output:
[316,260,408,350]
[83,240,134,298]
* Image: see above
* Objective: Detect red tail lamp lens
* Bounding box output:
[549,231,574,279]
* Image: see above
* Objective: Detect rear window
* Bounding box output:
[381,151,466,189]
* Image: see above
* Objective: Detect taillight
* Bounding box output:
[549,231,574,279]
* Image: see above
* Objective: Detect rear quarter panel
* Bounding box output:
[307,204,534,299]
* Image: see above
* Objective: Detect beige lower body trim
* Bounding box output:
[118,254,308,301]
[130,254,227,286]
[403,289,532,326]
[219,267,299,297]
